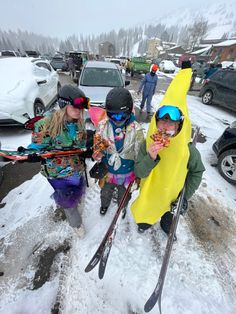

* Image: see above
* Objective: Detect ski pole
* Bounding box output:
[144,126,200,313]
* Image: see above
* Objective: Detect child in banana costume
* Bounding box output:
[131,61,205,234]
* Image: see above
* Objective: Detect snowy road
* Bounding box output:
[0,90,236,313]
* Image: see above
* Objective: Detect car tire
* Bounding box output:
[218,149,236,185]
[34,101,45,117]
[202,90,213,105]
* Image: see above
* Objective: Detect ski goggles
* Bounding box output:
[107,111,130,122]
[156,105,182,121]
[58,97,90,109]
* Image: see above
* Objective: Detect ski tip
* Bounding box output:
[144,297,159,313]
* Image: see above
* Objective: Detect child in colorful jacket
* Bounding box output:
[93,87,144,216]
[27,85,90,233]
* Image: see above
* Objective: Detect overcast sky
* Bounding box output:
[0,0,224,38]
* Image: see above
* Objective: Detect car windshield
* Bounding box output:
[80,67,123,87]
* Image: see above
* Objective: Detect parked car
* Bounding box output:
[78,61,130,108]
[25,50,40,58]
[130,57,151,76]
[159,60,176,73]
[50,55,68,71]
[212,121,236,185]
[0,50,21,57]
[0,57,60,125]
[199,69,236,112]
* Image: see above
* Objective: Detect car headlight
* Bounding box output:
[229,121,236,128]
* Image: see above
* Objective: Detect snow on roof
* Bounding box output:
[166,46,181,51]
[213,39,236,47]
[191,46,212,55]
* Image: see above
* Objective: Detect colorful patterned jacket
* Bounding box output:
[28,116,87,179]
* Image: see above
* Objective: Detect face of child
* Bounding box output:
[156,118,180,136]
[66,104,82,120]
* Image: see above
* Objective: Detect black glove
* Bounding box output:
[171,197,188,215]
[17,146,27,153]
[27,153,43,163]
[80,148,93,159]
[182,61,192,69]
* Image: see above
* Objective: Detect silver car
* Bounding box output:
[78,61,130,108]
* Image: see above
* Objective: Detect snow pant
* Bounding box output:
[48,175,86,228]
[140,93,153,113]
[100,182,131,210]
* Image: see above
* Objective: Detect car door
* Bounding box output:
[35,61,58,104]
[210,71,227,105]
[220,72,236,111]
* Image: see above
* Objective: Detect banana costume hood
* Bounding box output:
[131,68,192,224]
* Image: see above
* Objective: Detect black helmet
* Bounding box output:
[58,85,89,109]
[105,87,133,113]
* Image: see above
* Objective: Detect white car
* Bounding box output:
[159,60,176,73]
[78,61,129,108]
[0,57,60,125]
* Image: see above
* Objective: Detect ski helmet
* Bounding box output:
[58,85,90,109]
[105,87,133,113]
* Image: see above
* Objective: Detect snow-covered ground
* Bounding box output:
[0,94,236,314]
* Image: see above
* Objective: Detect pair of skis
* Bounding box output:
[144,126,200,313]
[85,181,133,279]
[85,127,200,313]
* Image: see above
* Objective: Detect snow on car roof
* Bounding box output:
[85,61,118,69]
[0,58,36,94]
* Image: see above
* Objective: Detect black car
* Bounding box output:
[212,121,236,185]
[200,69,236,112]
[50,56,68,71]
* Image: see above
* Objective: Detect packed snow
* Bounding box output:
[0,92,236,314]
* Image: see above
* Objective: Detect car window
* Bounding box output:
[222,72,236,89]
[1,51,15,56]
[211,70,226,81]
[80,67,123,87]
[36,62,52,72]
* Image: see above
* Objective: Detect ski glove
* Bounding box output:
[27,153,43,163]
[17,146,27,153]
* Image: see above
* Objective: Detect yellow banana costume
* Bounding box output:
[131,68,192,224]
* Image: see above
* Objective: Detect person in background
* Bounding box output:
[204,63,218,79]
[137,64,158,116]
[92,87,144,216]
[190,69,197,91]
[26,85,91,235]
[131,62,205,235]
[125,58,133,76]
[67,56,75,80]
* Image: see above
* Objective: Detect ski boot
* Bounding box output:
[100,207,108,215]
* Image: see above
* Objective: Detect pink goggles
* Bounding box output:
[58,97,90,109]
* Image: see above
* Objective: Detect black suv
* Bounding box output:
[200,69,236,112]
[212,121,236,185]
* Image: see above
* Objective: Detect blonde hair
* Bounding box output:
[42,107,84,138]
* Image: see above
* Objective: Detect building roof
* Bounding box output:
[213,40,236,47]
[191,46,212,55]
